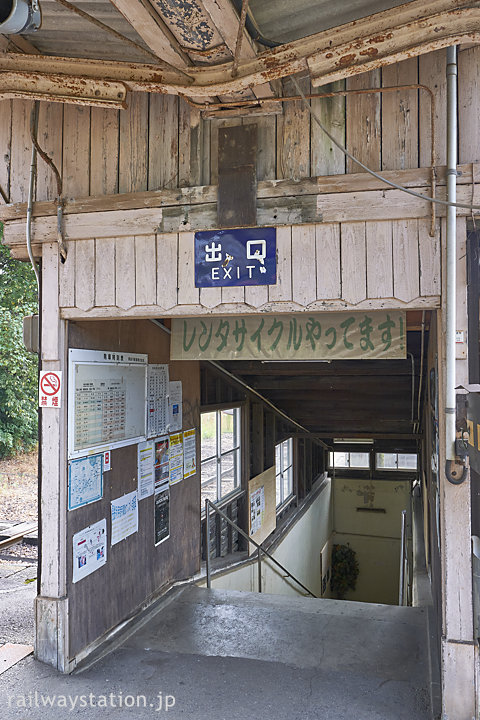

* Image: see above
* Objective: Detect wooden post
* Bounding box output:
[35,242,70,672]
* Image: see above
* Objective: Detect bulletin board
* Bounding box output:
[248,466,276,555]
[68,349,148,459]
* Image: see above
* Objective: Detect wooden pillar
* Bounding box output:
[35,242,69,672]
[438,218,476,717]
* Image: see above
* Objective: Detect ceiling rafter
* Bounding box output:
[0,0,478,105]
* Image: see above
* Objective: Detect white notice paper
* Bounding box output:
[250,485,265,535]
[137,440,154,500]
[147,364,169,438]
[168,381,182,432]
[111,490,138,545]
[183,429,196,479]
[72,518,107,583]
[169,432,184,485]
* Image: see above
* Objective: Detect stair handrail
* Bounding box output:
[399,509,407,605]
[205,498,318,598]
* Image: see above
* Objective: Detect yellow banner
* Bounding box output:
[170,312,406,361]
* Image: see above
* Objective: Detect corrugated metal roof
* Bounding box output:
[248,0,418,44]
[22,0,156,63]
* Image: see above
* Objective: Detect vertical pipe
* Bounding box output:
[257,548,262,593]
[399,509,407,605]
[205,499,211,589]
[445,45,457,464]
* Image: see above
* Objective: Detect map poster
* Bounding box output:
[168,381,182,432]
[169,432,184,485]
[137,440,154,500]
[72,518,107,583]
[68,453,103,511]
[183,429,196,479]
[154,436,170,491]
[250,485,265,535]
[111,490,138,546]
[154,487,170,546]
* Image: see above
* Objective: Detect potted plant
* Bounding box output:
[331,543,359,599]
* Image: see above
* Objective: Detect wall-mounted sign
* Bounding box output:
[194,227,276,288]
[171,311,406,361]
[39,370,62,408]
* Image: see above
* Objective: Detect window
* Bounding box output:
[376,453,417,470]
[329,451,370,469]
[276,438,293,508]
[201,407,241,508]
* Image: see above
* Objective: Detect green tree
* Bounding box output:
[0,233,38,457]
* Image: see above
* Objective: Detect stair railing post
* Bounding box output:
[205,499,211,589]
[258,547,262,593]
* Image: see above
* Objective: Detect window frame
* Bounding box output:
[375,452,418,471]
[328,451,370,470]
[275,437,294,510]
[200,406,242,509]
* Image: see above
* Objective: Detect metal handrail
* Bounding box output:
[205,498,318,598]
[399,509,407,605]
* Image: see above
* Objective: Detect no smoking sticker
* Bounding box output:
[39,371,62,408]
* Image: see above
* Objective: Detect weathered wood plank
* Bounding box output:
[292,225,316,306]
[418,218,440,297]
[381,59,418,171]
[135,234,156,306]
[458,46,480,165]
[177,231,199,305]
[156,232,178,310]
[115,236,135,310]
[2,164,475,223]
[75,239,95,312]
[210,118,241,186]
[221,285,245,304]
[148,94,178,191]
[59,241,76,308]
[90,107,119,196]
[311,81,346,177]
[456,216,468,363]
[119,92,148,193]
[245,284,268,309]
[346,71,381,173]
[41,242,59,360]
[277,76,310,180]
[62,104,89,198]
[200,286,222,309]
[36,102,63,202]
[243,114,276,181]
[419,49,447,167]
[366,221,393,298]
[341,222,367,305]
[393,219,420,302]
[316,223,341,300]
[94,237,116,307]
[10,100,33,203]
[268,225,292,302]
[0,100,12,203]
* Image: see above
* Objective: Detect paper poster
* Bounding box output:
[154,488,170,546]
[183,429,196,479]
[154,436,170,491]
[169,432,184,485]
[168,381,182,432]
[147,364,169,438]
[72,519,107,583]
[111,490,138,546]
[68,453,103,511]
[137,440,154,500]
[250,485,265,535]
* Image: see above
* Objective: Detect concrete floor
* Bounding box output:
[0,584,431,719]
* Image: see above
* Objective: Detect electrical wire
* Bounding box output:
[290,76,480,214]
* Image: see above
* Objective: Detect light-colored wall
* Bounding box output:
[333,477,410,605]
[198,479,333,597]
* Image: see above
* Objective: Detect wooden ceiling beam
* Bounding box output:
[0,0,478,101]
[108,0,191,68]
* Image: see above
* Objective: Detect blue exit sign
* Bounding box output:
[194,227,276,288]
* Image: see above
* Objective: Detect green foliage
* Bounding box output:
[0,234,38,458]
[331,543,359,599]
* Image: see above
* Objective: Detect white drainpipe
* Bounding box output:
[445,45,467,484]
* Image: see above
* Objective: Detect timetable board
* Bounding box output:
[68,349,148,459]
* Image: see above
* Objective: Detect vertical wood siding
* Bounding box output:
[2,49,479,206]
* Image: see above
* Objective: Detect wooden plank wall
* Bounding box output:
[58,219,441,318]
[2,48,480,206]
[67,319,201,658]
